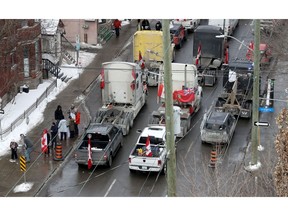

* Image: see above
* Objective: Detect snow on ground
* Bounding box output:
[0,50,97,157]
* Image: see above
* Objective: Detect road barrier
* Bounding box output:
[54,143,63,161]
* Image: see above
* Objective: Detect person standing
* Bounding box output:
[155,20,162,31]
[9,139,18,162]
[58,118,68,141]
[50,122,58,149]
[20,134,33,163]
[68,116,75,138]
[54,105,64,122]
[75,108,81,136]
[113,19,122,37]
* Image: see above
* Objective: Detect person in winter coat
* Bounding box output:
[20,134,33,163]
[75,109,81,136]
[50,122,58,149]
[141,19,151,30]
[155,20,162,31]
[113,19,122,37]
[58,118,68,141]
[54,105,64,122]
[10,139,18,162]
[68,116,75,138]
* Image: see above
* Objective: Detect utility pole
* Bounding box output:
[162,19,176,196]
[250,19,261,168]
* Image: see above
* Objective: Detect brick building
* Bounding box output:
[0,19,42,108]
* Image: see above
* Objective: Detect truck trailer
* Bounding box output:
[133,30,175,86]
[148,63,202,138]
[95,61,146,136]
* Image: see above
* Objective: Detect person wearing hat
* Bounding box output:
[9,139,18,162]
[20,134,33,163]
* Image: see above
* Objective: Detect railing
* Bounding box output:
[0,79,57,140]
[42,58,61,77]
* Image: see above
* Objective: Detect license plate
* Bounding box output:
[141,166,147,170]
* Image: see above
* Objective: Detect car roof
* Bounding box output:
[170,24,182,31]
[207,112,230,124]
[86,123,116,135]
[141,126,166,138]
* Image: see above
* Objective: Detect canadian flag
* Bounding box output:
[246,41,254,60]
[195,43,201,66]
[157,83,165,98]
[145,136,153,157]
[87,137,92,169]
[224,47,229,64]
[139,51,145,69]
[100,68,105,89]
[41,129,48,153]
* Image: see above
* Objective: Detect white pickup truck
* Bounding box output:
[128,126,167,174]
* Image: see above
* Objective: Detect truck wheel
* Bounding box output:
[160,163,167,175]
[107,155,113,167]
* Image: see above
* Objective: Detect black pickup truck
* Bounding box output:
[74,123,123,168]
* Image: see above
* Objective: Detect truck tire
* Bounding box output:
[160,162,167,175]
[107,155,113,167]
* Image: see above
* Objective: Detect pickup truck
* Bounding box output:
[74,123,123,168]
[128,126,167,174]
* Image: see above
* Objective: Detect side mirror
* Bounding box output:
[136,129,142,133]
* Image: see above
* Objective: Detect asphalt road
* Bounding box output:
[36,19,278,197]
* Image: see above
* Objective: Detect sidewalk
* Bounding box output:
[0,19,138,197]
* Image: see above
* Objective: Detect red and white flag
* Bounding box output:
[157,83,165,98]
[145,136,153,157]
[224,47,229,64]
[139,51,145,69]
[87,138,92,169]
[41,129,48,153]
[246,41,254,60]
[100,68,105,89]
[195,44,201,66]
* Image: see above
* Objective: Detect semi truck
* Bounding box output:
[193,25,225,87]
[214,60,254,118]
[95,61,146,136]
[133,30,175,86]
[148,63,202,138]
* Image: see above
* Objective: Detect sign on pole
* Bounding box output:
[254,121,270,127]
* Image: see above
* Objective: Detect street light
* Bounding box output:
[215,35,254,52]
[216,21,261,171]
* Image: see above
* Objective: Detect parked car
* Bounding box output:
[171,19,200,33]
[170,23,187,49]
[200,111,237,145]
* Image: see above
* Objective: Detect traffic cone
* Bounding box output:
[53,143,63,161]
[209,149,217,168]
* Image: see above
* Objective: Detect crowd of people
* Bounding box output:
[9,104,81,163]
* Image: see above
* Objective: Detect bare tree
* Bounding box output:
[274,108,288,196]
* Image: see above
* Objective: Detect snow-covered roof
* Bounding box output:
[41,19,60,35]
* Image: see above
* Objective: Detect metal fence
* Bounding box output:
[0,79,57,140]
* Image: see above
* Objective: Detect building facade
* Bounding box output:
[0,19,42,107]
[61,19,99,45]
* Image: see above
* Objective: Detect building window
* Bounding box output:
[21,20,28,27]
[35,41,39,71]
[23,47,29,77]
[84,33,88,43]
